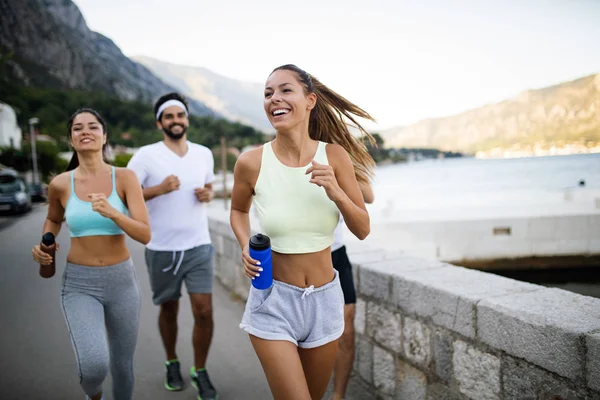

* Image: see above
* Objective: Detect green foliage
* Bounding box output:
[365,132,388,163]
[0,82,266,153]
[0,147,28,172]
[113,153,133,168]
[212,151,238,172]
[0,140,67,182]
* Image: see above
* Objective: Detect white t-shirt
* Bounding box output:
[127,141,215,251]
[331,214,345,252]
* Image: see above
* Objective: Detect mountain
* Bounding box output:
[381,73,600,154]
[0,0,215,116]
[133,56,271,132]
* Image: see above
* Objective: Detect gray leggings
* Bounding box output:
[61,259,141,400]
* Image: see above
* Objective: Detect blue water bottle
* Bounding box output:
[249,233,273,290]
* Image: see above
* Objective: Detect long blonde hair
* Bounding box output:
[271,64,376,185]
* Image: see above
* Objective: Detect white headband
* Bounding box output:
[156,99,188,120]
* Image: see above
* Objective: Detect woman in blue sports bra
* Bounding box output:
[230,65,376,400]
[31,108,150,400]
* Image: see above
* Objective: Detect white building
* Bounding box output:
[0,102,22,149]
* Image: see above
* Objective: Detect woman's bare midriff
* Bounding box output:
[272,247,335,288]
[67,235,131,266]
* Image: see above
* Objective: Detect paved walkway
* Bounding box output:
[0,206,271,400]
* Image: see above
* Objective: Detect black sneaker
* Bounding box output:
[191,367,218,400]
[164,360,184,391]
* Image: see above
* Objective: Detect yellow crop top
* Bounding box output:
[253,141,340,254]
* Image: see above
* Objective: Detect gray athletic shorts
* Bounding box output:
[239,270,345,349]
[144,244,215,305]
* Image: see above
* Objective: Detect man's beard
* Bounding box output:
[163,124,187,140]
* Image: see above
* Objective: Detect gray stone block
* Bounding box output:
[358,256,446,303]
[362,255,446,274]
[210,219,234,238]
[588,332,600,392]
[402,317,431,368]
[356,337,373,384]
[538,376,587,400]
[228,259,241,291]
[427,383,461,400]
[213,253,223,276]
[373,345,396,396]
[355,298,366,335]
[350,249,405,266]
[359,262,392,302]
[502,356,541,400]
[212,233,224,255]
[217,257,230,286]
[392,266,539,338]
[235,267,251,301]
[478,288,600,380]
[587,390,600,400]
[395,360,427,400]
[222,237,238,262]
[367,302,402,353]
[433,329,454,382]
[453,340,500,400]
[231,241,242,264]
[346,374,377,400]
[352,261,360,290]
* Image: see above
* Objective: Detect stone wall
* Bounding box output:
[208,217,600,400]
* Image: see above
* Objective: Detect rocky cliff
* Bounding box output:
[0,0,215,116]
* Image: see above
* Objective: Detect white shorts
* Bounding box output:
[240,270,345,349]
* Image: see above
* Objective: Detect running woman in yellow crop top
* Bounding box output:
[230,64,377,400]
[31,109,150,400]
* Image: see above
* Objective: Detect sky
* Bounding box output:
[73,0,600,129]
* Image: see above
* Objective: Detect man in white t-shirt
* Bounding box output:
[127,93,217,400]
[331,181,374,400]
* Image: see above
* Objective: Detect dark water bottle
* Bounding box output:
[39,232,56,279]
[249,233,272,290]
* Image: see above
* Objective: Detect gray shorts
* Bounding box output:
[145,244,215,305]
[239,270,345,349]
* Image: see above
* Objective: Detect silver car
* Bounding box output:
[0,169,32,214]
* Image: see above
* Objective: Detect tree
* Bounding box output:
[0,147,28,172]
[212,150,237,172]
[21,141,68,181]
[365,132,387,163]
[113,153,133,167]
[0,82,266,152]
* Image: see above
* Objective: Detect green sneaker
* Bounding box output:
[164,360,184,391]
[191,367,218,400]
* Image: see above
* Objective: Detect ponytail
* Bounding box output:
[65,152,79,172]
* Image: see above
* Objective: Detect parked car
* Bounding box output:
[0,169,32,214]
[28,182,48,202]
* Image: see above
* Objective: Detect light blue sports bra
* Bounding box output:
[65,166,128,238]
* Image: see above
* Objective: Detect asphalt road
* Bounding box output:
[0,205,271,400]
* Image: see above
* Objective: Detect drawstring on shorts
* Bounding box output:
[162,251,185,275]
[301,285,315,299]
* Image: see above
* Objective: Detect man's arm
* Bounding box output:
[195,183,214,202]
[143,175,179,201]
[127,149,180,201]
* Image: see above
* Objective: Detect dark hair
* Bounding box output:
[154,92,189,122]
[65,108,109,171]
[271,64,376,185]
